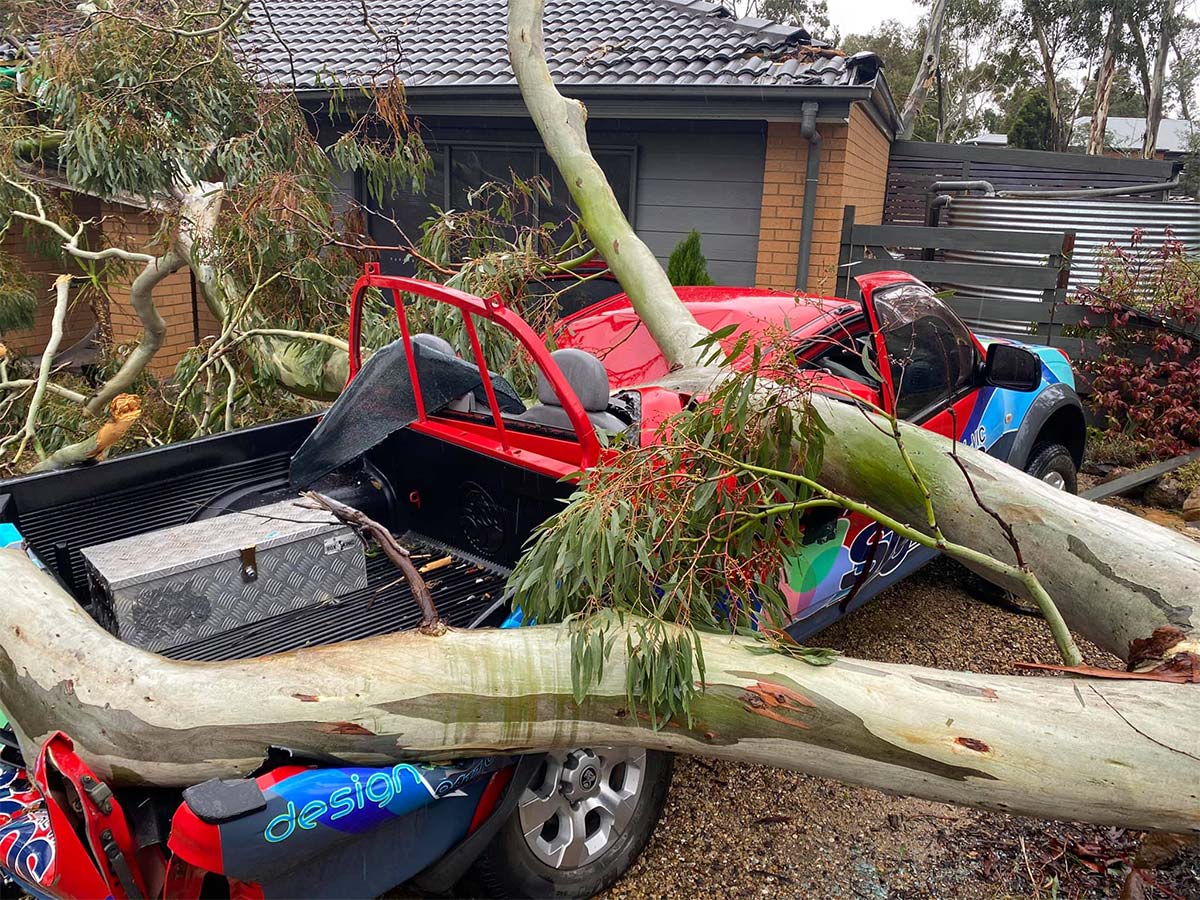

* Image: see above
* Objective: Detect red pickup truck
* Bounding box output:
[0,263,1084,899]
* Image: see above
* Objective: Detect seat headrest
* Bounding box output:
[538,348,611,412]
[410,333,456,357]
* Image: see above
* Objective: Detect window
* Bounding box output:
[795,318,882,389]
[368,143,636,275]
[873,285,978,420]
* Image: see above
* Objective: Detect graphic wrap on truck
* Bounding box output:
[781,338,1075,634]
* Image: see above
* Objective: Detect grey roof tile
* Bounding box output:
[236,0,881,92]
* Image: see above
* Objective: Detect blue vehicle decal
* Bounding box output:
[215,756,505,892]
[0,762,55,890]
[784,339,1073,637]
[263,763,440,843]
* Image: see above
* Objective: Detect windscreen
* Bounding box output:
[289,338,524,488]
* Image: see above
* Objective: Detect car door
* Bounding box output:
[857,272,984,436]
[785,273,984,640]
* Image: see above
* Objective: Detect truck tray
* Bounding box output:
[161,534,511,661]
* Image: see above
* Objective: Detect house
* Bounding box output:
[961,132,1008,148]
[245,0,900,294]
[3,0,901,371]
[1071,116,1196,161]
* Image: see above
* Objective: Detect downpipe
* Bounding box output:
[795,101,821,293]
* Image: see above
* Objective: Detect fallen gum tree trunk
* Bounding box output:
[653,369,1200,666]
[507,0,1196,671]
[1,550,1197,833]
[813,392,1200,665]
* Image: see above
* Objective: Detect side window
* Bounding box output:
[795,318,882,389]
[874,285,978,420]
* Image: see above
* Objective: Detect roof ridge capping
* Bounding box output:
[655,0,814,44]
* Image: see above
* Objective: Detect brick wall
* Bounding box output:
[0,224,96,358]
[841,104,891,231]
[101,203,211,376]
[755,103,892,295]
[3,200,214,375]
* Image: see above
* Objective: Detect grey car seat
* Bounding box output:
[410,333,456,357]
[410,333,475,412]
[517,348,627,434]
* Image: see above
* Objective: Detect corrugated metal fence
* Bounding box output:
[885,141,1179,227]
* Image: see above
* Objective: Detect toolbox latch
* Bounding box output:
[240,546,258,581]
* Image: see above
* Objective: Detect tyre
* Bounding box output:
[1024,442,1078,494]
[465,748,672,898]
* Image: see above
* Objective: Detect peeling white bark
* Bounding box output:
[507,0,710,368]
[0,549,1197,833]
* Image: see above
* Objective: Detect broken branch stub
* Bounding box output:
[301,491,442,629]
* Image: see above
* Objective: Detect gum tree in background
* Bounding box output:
[0,0,422,466]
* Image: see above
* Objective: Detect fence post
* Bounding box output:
[837,205,857,299]
[1043,231,1077,347]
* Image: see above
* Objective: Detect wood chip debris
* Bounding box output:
[418,555,453,574]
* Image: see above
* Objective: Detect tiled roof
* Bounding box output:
[238,0,882,92]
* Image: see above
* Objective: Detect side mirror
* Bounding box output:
[983,343,1041,392]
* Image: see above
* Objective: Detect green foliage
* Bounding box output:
[1085,426,1155,467]
[1076,68,1148,123]
[1181,127,1200,200]
[666,230,715,287]
[844,1,1036,144]
[0,248,35,331]
[1008,93,1054,150]
[0,0,440,458]
[509,341,837,726]
[390,176,605,401]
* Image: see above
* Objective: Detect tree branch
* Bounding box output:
[506,0,709,368]
[84,248,185,415]
[0,274,72,462]
[301,491,442,630]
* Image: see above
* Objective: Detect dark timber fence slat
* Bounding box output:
[848,259,1063,290]
[850,224,1068,255]
[837,205,1075,349]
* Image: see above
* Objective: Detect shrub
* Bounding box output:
[1069,232,1200,458]
[667,230,715,286]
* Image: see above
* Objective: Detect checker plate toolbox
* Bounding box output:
[80,499,368,651]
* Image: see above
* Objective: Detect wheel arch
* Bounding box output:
[1008,384,1087,471]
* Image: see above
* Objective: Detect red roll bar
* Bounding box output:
[346,264,602,474]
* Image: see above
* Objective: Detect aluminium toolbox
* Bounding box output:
[80,499,368,652]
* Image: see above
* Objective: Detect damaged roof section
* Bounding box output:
[238,0,883,92]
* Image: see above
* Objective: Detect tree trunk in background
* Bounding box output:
[1088,13,1123,155]
[1031,19,1065,150]
[1172,38,1193,120]
[899,0,948,140]
[1143,4,1174,158]
[1,549,1198,835]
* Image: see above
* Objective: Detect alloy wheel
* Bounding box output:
[517,747,647,869]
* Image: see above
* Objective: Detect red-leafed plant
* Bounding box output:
[1069,231,1200,458]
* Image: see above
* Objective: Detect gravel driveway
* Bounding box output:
[603,557,1200,900]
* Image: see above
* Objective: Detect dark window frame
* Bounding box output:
[364,139,639,246]
[872,284,980,422]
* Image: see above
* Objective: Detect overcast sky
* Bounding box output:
[827,0,923,38]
